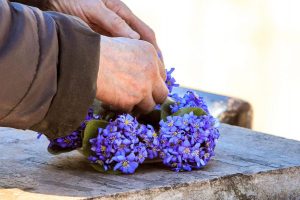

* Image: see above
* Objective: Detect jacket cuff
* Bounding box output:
[31,12,100,139]
[10,0,49,10]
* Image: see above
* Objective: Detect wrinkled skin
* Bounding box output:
[97,36,168,113]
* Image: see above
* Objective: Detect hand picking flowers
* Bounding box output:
[40,68,220,174]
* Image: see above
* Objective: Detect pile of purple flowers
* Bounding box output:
[159,113,219,171]
[42,68,220,174]
[88,114,155,173]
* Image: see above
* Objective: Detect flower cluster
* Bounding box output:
[158,113,219,171]
[88,114,156,173]
[170,91,209,114]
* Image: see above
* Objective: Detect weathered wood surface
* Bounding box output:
[0,124,299,200]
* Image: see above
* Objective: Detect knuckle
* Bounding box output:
[111,16,126,29]
[162,86,169,100]
[138,42,158,69]
[111,0,121,5]
[141,41,157,56]
[132,86,146,103]
[119,98,134,112]
[161,68,167,81]
[143,39,154,48]
[112,4,123,14]
[125,98,135,108]
[148,28,156,37]
[145,27,156,41]
[131,83,146,100]
[158,90,168,104]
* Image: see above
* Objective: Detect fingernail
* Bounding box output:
[129,32,140,39]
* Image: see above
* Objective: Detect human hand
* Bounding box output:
[47,0,163,60]
[96,36,168,113]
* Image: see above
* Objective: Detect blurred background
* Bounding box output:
[124,0,300,140]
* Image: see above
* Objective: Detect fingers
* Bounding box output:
[88,23,112,36]
[135,93,156,114]
[114,5,158,49]
[157,56,167,81]
[134,77,167,114]
[124,13,164,63]
[93,1,140,39]
[152,77,169,104]
[137,56,168,113]
[103,0,164,61]
[136,78,168,114]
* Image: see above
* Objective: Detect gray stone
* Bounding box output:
[0,124,299,200]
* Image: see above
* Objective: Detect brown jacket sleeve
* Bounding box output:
[10,0,49,10]
[0,0,100,139]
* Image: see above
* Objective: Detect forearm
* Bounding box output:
[0,0,100,139]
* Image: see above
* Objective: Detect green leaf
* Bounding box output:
[172,107,207,117]
[90,163,105,173]
[81,120,108,157]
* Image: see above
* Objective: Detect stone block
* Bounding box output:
[0,124,299,199]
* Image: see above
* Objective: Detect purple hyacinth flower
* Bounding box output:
[88,114,152,174]
[113,153,139,174]
[159,112,219,171]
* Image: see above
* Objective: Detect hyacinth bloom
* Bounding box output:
[112,153,139,174]
[88,114,158,174]
[158,112,219,172]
